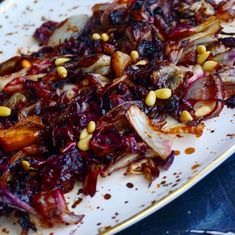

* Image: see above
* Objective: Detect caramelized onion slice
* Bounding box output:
[126,105,172,160]
[48,15,89,46]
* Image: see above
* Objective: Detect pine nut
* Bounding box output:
[92,33,101,40]
[21,160,30,171]
[197,51,210,64]
[130,50,139,63]
[180,110,193,122]
[87,121,96,134]
[145,91,156,107]
[197,45,206,54]
[77,134,92,151]
[135,60,148,66]
[80,128,89,140]
[203,61,218,71]
[57,66,68,78]
[55,58,70,66]
[21,60,32,69]
[101,33,109,42]
[0,106,11,116]
[155,88,172,99]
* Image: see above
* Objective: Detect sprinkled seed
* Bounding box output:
[197,45,206,54]
[21,59,32,69]
[80,128,89,140]
[145,91,156,107]
[21,160,30,171]
[0,106,11,117]
[101,33,109,42]
[197,51,210,64]
[57,66,68,78]
[180,110,193,122]
[135,60,148,66]
[87,121,96,134]
[203,60,218,71]
[130,50,139,63]
[155,88,172,99]
[55,57,70,66]
[77,134,92,151]
[92,33,101,40]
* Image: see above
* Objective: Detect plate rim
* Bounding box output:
[102,144,235,235]
[0,1,234,235]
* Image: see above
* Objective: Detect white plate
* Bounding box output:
[0,1,234,235]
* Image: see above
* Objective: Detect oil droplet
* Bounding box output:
[185,147,195,154]
[174,150,180,156]
[191,163,201,170]
[126,182,134,188]
[71,198,83,209]
[104,193,111,200]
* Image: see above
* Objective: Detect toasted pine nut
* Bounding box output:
[0,106,11,117]
[203,61,218,71]
[197,51,210,64]
[21,160,30,171]
[57,66,68,78]
[130,50,139,63]
[55,58,70,66]
[180,110,193,122]
[92,33,101,40]
[145,91,156,107]
[197,45,206,54]
[80,128,89,140]
[87,121,96,134]
[77,134,92,151]
[155,88,172,99]
[101,33,109,42]
[21,59,32,69]
[135,60,148,66]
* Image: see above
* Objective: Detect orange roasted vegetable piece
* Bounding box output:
[0,116,44,152]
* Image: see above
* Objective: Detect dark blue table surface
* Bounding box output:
[117,154,235,235]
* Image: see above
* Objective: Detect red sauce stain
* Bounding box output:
[77,188,83,195]
[227,133,235,138]
[174,150,180,156]
[185,147,195,154]
[2,228,9,234]
[191,163,201,170]
[126,182,134,188]
[104,193,111,200]
[71,198,83,209]
[49,233,54,235]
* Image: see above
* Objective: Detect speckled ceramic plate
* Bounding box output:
[0,1,234,235]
